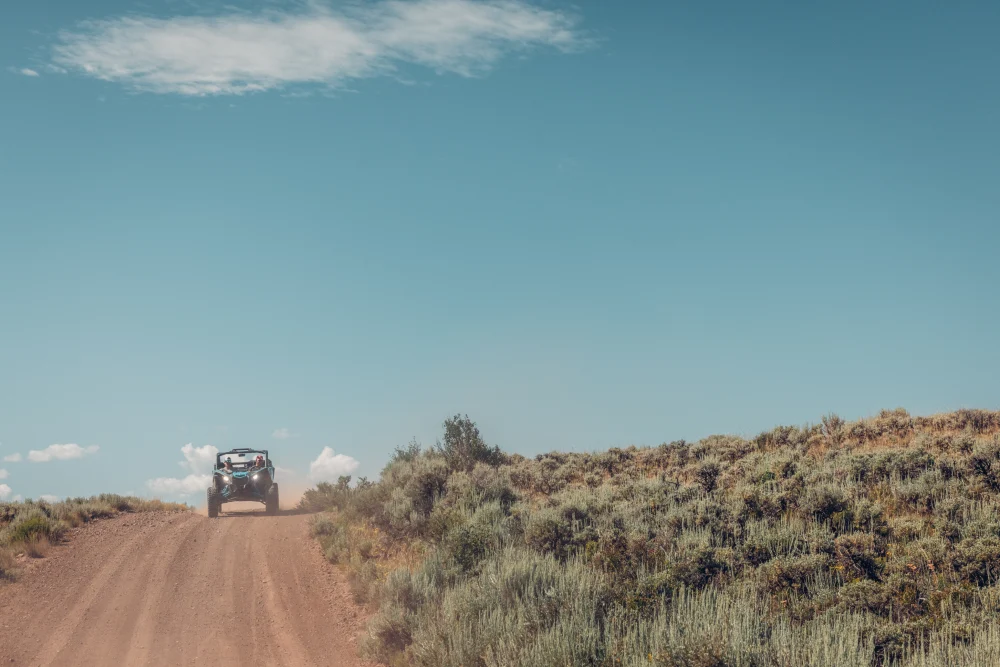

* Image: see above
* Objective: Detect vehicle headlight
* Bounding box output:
[222,476,230,483]
[253,473,259,480]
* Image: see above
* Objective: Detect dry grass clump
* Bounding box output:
[0,494,187,580]
[304,410,1000,666]
[23,534,51,558]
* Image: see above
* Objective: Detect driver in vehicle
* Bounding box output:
[251,454,272,488]
[223,457,233,472]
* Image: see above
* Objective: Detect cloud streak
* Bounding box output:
[51,0,585,95]
[28,443,100,462]
[180,443,218,474]
[146,443,218,498]
[308,447,360,482]
[3,453,22,463]
[0,484,10,500]
[147,473,212,496]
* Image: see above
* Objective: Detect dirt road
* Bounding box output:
[0,507,375,667]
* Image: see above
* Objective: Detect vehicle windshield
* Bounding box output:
[218,451,267,469]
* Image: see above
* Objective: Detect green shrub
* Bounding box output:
[524,507,578,561]
[834,533,883,581]
[695,460,721,493]
[759,554,830,597]
[436,415,506,471]
[310,513,337,537]
[802,484,851,524]
[838,580,890,615]
[953,537,1000,587]
[445,503,508,572]
[1,514,65,545]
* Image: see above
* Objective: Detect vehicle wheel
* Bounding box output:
[207,487,220,518]
[265,484,279,515]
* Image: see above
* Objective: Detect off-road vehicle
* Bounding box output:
[206,448,278,517]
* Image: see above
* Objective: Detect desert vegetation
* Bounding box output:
[302,409,1000,666]
[0,494,187,580]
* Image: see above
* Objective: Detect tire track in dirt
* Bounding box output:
[120,514,205,665]
[255,533,315,666]
[0,508,374,667]
[21,515,170,666]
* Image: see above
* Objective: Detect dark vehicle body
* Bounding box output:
[207,448,278,517]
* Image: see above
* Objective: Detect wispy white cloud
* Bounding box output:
[146,443,218,498]
[28,443,99,463]
[51,0,585,96]
[39,494,61,503]
[271,428,295,440]
[3,453,22,463]
[180,443,218,474]
[308,446,360,482]
[0,469,7,480]
[0,484,11,500]
[18,68,40,77]
[146,473,211,496]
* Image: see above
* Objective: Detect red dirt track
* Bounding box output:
[0,508,374,667]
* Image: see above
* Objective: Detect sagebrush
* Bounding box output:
[303,410,1000,666]
[0,494,187,580]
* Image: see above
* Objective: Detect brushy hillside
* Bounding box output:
[0,495,187,580]
[302,409,1000,667]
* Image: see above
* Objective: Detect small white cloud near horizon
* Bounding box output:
[309,447,360,483]
[50,0,587,96]
[0,469,7,480]
[180,443,219,474]
[272,428,296,440]
[28,443,99,463]
[147,474,212,497]
[147,443,219,498]
[17,68,40,77]
[0,484,11,500]
[3,453,22,463]
[39,494,61,503]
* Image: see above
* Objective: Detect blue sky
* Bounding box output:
[2,0,999,502]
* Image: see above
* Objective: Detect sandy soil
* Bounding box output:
[0,506,376,667]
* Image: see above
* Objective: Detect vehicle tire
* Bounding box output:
[207,487,220,518]
[265,484,279,515]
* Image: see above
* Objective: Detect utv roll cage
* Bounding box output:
[208,448,279,517]
[215,448,272,469]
